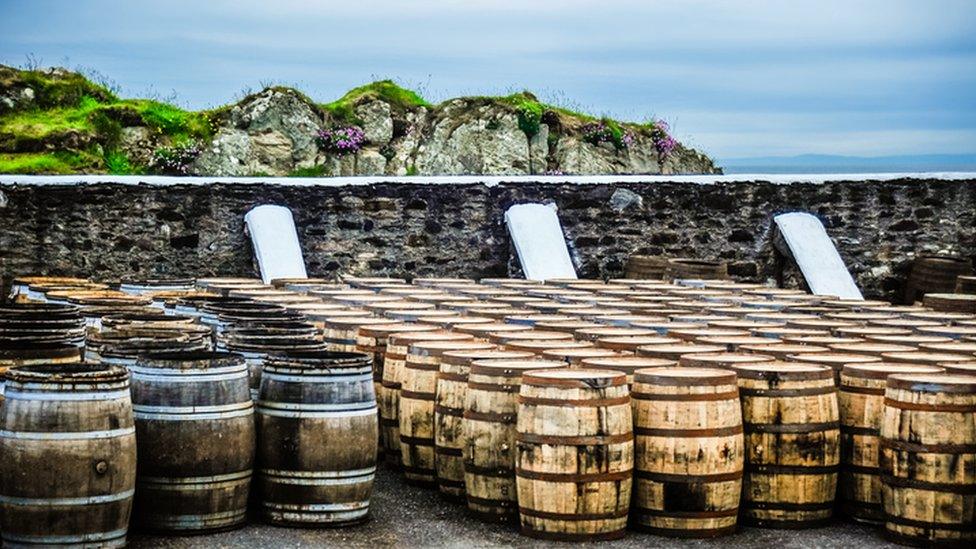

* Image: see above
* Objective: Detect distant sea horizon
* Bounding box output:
[717,153,976,174]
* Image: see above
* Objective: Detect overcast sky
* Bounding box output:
[1,0,974,160]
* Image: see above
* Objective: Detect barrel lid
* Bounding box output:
[887,373,976,394]
[882,351,974,364]
[787,318,858,329]
[940,362,976,375]
[266,350,371,368]
[469,359,566,376]
[708,319,784,329]
[698,336,781,347]
[835,326,912,337]
[504,339,593,353]
[916,325,976,338]
[441,349,534,366]
[409,340,495,356]
[389,330,471,345]
[635,366,737,386]
[358,322,437,337]
[668,328,751,339]
[138,351,245,370]
[596,335,681,348]
[419,316,492,327]
[629,321,704,332]
[918,341,976,354]
[0,341,82,360]
[452,322,533,337]
[864,334,953,345]
[541,347,620,361]
[782,335,865,345]
[580,356,675,369]
[827,342,918,355]
[5,362,128,383]
[731,361,833,380]
[535,320,603,332]
[740,343,829,355]
[679,352,775,366]
[488,330,574,344]
[574,327,655,339]
[841,362,945,380]
[789,352,882,365]
[521,368,627,388]
[323,316,390,328]
[504,314,578,325]
[367,300,436,311]
[636,343,727,357]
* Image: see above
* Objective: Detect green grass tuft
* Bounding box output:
[288,165,330,177]
[0,151,101,174]
[322,80,429,124]
[104,150,136,175]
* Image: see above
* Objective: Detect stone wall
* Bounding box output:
[1,176,974,301]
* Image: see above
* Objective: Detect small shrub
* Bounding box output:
[316,126,366,155]
[405,165,418,176]
[105,150,134,174]
[152,141,201,175]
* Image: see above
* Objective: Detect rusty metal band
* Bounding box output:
[516,432,633,446]
[462,462,514,478]
[880,438,976,454]
[840,384,885,396]
[516,395,631,407]
[631,523,738,539]
[743,500,834,511]
[466,381,518,393]
[381,381,402,390]
[738,386,836,397]
[632,506,739,519]
[631,390,739,402]
[883,397,976,413]
[734,369,833,381]
[745,463,840,475]
[434,405,464,417]
[399,435,434,447]
[886,377,976,394]
[840,425,878,437]
[842,463,880,476]
[635,469,743,483]
[521,375,626,389]
[438,372,468,383]
[465,494,515,507]
[400,390,435,401]
[743,421,839,434]
[883,513,975,532]
[519,526,627,542]
[881,474,976,494]
[517,506,630,521]
[435,446,463,457]
[405,361,441,372]
[462,409,515,423]
[634,372,737,387]
[515,468,632,483]
[634,424,743,438]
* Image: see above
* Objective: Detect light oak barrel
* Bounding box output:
[636,343,726,362]
[631,367,744,537]
[257,351,377,526]
[880,373,976,547]
[435,349,533,501]
[0,363,136,547]
[788,352,881,384]
[401,339,488,486]
[730,361,840,528]
[678,352,775,370]
[594,335,681,353]
[577,355,675,387]
[838,363,944,523]
[540,347,621,366]
[462,359,565,522]
[515,369,633,541]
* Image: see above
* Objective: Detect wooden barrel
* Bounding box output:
[401,340,491,486]
[625,255,669,280]
[956,275,976,295]
[257,351,377,526]
[740,343,829,360]
[435,349,534,502]
[732,362,840,528]
[462,359,565,522]
[838,363,946,524]
[631,367,743,537]
[515,369,633,541]
[923,294,976,314]
[637,343,726,361]
[323,316,391,352]
[0,363,136,547]
[131,351,255,532]
[540,347,621,366]
[667,258,729,281]
[578,356,676,387]
[788,352,881,383]
[881,373,976,547]
[882,351,974,366]
[679,352,775,370]
[905,255,974,304]
[381,331,471,468]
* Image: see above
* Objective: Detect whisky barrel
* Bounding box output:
[0,363,136,547]
[667,258,729,281]
[401,339,490,486]
[540,347,621,366]
[956,275,976,294]
[515,369,633,541]
[637,343,726,361]
[323,317,391,351]
[732,362,840,528]
[837,363,945,524]
[501,339,592,355]
[631,367,743,537]
[131,351,255,532]
[0,341,82,404]
[594,335,681,353]
[740,343,829,360]
[578,356,675,387]
[881,373,976,547]
[905,255,973,304]
[435,349,533,502]
[923,294,976,314]
[462,359,565,522]
[625,255,669,280]
[678,352,775,370]
[788,352,881,383]
[257,351,377,526]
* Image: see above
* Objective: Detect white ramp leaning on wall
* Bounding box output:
[504,203,578,281]
[244,204,308,284]
[773,212,863,300]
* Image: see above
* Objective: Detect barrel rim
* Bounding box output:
[886,373,976,393]
[840,363,945,380]
[520,368,627,388]
[138,350,246,369]
[634,366,737,386]
[5,362,128,383]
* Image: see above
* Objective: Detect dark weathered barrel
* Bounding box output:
[257,351,378,526]
[131,351,255,533]
[0,363,136,547]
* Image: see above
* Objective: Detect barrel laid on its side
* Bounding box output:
[257,351,378,526]
[515,369,634,541]
[631,367,744,538]
[881,373,976,547]
[131,351,256,533]
[0,363,136,547]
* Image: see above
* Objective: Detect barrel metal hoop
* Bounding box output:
[434,405,463,417]
[744,421,839,434]
[839,385,885,396]
[138,470,252,487]
[635,425,743,438]
[840,425,878,437]
[517,395,631,408]
[631,391,739,402]
[881,474,976,494]
[463,463,513,478]
[517,432,633,446]
[465,494,514,506]
[516,468,633,483]
[0,427,135,440]
[133,401,253,416]
[438,372,469,383]
[883,513,976,532]
[256,406,376,419]
[3,389,130,402]
[1,528,129,544]
[883,397,976,413]
[381,381,402,390]
[739,387,836,397]
[262,372,373,384]
[518,505,629,520]
[463,410,516,423]
[467,381,518,393]
[745,463,840,475]
[400,390,436,401]
[405,362,441,372]
[0,488,134,506]
[400,435,435,447]
[880,438,976,454]
[435,446,463,456]
[843,463,880,476]
[635,470,743,483]
[632,506,739,518]
[131,364,246,377]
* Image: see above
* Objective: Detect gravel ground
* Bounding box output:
[129,467,900,548]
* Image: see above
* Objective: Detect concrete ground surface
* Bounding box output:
[129,467,899,549]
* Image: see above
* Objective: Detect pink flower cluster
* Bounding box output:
[652,120,678,158]
[316,126,366,155]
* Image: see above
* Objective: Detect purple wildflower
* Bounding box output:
[316,126,366,155]
[651,120,677,158]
